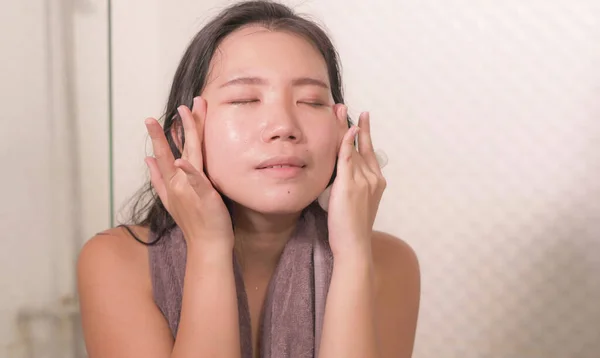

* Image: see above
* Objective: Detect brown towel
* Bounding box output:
[148,204,334,358]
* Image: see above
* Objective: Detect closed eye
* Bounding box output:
[229,100,326,107]
[299,101,326,107]
[229,99,259,105]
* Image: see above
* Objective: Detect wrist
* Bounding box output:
[330,249,376,298]
[332,247,374,272]
[186,237,233,264]
[331,237,373,263]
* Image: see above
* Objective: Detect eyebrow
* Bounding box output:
[219,76,330,89]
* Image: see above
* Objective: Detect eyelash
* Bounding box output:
[229,99,259,105]
[229,100,325,107]
[303,102,325,107]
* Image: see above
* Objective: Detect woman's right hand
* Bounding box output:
[145,96,234,250]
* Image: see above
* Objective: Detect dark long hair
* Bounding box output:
[122,0,349,244]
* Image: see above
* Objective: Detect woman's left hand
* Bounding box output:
[327,105,387,260]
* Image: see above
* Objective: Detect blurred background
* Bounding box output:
[1,0,599,357]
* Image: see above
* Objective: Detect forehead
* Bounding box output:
[205,25,329,86]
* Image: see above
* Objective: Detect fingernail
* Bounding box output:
[144,118,153,126]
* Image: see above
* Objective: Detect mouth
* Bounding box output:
[256,156,307,178]
[256,156,307,170]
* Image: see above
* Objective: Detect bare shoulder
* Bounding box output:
[371,231,421,358]
[77,224,154,317]
[370,230,420,312]
[78,225,152,287]
[79,225,152,256]
[77,226,173,357]
[371,230,420,281]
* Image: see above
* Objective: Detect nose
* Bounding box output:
[260,102,303,143]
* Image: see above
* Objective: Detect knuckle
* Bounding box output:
[378,176,387,189]
[356,176,369,190]
[365,172,378,186]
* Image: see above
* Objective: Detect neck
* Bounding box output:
[231,204,303,273]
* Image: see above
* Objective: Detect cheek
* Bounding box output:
[307,120,341,169]
[202,112,253,176]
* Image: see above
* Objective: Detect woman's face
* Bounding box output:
[200,25,345,214]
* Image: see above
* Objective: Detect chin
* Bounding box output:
[226,188,320,216]
[254,202,310,215]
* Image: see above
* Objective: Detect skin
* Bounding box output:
[77,26,420,358]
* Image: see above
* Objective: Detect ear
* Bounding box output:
[331,104,346,148]
[333,103,349,126]
[170,119,183,153]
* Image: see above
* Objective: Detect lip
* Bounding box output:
[256,156,306,169]
[256,156,306,179]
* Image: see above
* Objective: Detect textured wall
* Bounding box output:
[111,1,600,357]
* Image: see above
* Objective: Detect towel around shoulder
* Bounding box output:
[148,203,334,358]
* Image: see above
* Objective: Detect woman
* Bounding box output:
[77,1,420,357]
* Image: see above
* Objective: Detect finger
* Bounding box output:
[145,118,177,180]
[174,158,213,198]
[334,104,352,149]
[145,156,168,209]
[174,158,201,181]
[175,109,188,162]
[352,148,371,179]
[192,97,207,161]
[336,125,359,179]
[177,100,203,170]
[357,112,380,174]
